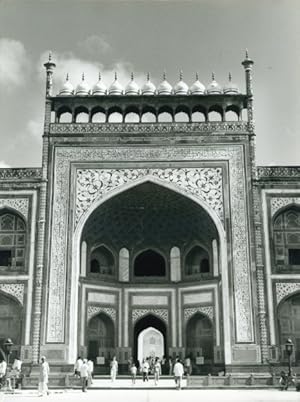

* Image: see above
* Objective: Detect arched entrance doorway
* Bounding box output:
[87,313,115,363]
[134,315,167,364]
[278,292,300,364]
[186,313,214,373]
[0,291,23,359]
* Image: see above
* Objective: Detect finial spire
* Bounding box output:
[66,73,69,81]
[48,51,52,62]
[98,72,101,81]
[147,72,150,81]
[179,70,183,81]
[212,72,215,81]
[43,50,56,97]
[196,72,199,81]
[82,73,85,81]
[163,71,166,81]
[229,72,232,82]
[114,72,118,81]
[245,49,249,59]
[131,72,134,81]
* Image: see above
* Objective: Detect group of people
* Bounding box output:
[74,356,94,392]
[0,356,22,392]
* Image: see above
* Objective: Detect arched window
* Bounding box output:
[134,249,166,277]
[174,112,189,122]
[273,207,300,272]
[0,212,26,272]
[141,112,156,123]
[0,292,22,349]
[58,111,72,123]
[158,112,173,123]
[185,245,210,276]
[87,313,114,362]
[186,313,213,362]
[89,245,115,276]
[124,112,139,123]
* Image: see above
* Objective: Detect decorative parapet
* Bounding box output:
[0,168,42,181]
[132,308,168,324]
[0,283,24,305]
[257,166,300,179]
[275,282,300,305]
[50,122,249,135]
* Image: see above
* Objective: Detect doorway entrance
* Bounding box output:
[134,314,167,364]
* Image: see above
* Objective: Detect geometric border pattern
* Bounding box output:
[46,145,253,344]
[275,282,300,305]
[270,197,300,217]
[183,306,214,322]
[132,308,168,324]
[87,306,116,322]
[0,283,24,305]
[0,198,29,220]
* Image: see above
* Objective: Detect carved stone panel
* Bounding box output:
[76,167,223,224]
[47,145,253,344]
[270,197,300,217]
[132,309,168,324]
[0,283,24,305]
[275,282,300,305]
[184,306,214,322]
[0,198,29,220]
[87,306,116,322]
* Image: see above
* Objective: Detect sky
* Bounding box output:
[0,0,299,167]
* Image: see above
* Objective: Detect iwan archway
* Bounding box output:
[72,178,230,366]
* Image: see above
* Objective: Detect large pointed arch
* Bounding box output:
[70,177,230,364]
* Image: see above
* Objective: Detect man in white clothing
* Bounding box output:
[80,359,89,392]
[173,357,184,390]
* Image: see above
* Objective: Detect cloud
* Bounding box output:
[27,119,43,139]
[0,161,11,168]
[0,38,30,89]
[77,35,111,55]
[38,51,149,95]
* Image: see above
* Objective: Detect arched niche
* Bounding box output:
[89,245,115,276]
[87,313,115,362]
[277,292,300,364]
[273,206,300,272]
[0,211,27,273]
[134,249,166,277]
[186,312,214,362]
[185,245,211,276]
[0,291,23,348]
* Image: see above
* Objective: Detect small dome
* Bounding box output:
[125,73,140,95]
[92,73,107,95]
[207,73,222,94]
[174,71,188,95]
[141,73,156,95]
[157,72,172,95]
[76,73,90,96]
[109,72,124,95]
[190,73,205,95]
[223,73,239,94]
[59,74,74,96]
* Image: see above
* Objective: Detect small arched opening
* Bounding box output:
[134,249,166,277]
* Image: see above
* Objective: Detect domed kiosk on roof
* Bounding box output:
[92,73,107,96]
[141,73,156,95]
[189,73,206,95]
[125,73,140,95]
[207,73,222,94]
[174,71,189,95]
[109,73,124,95]
[59,74,74,95]
[75,73,90,96]
[157,72,173,95]
[223,73,239,94]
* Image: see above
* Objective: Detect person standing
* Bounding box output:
[80,359,89,392]
[110,356,118,382]
[87,359,94,385]
[173,357,184,390]
[184,355,192,378]
[38,356,50,397]
[74,356,83,378]
[130,363,137,385]
[168,357,173,376]
[154,358,161,386]
[0,358,7,390]
[142,358,150,382]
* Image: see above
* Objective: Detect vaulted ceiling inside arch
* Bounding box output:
[82,182,218,252]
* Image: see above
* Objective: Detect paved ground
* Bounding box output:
[0,389,299,402]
